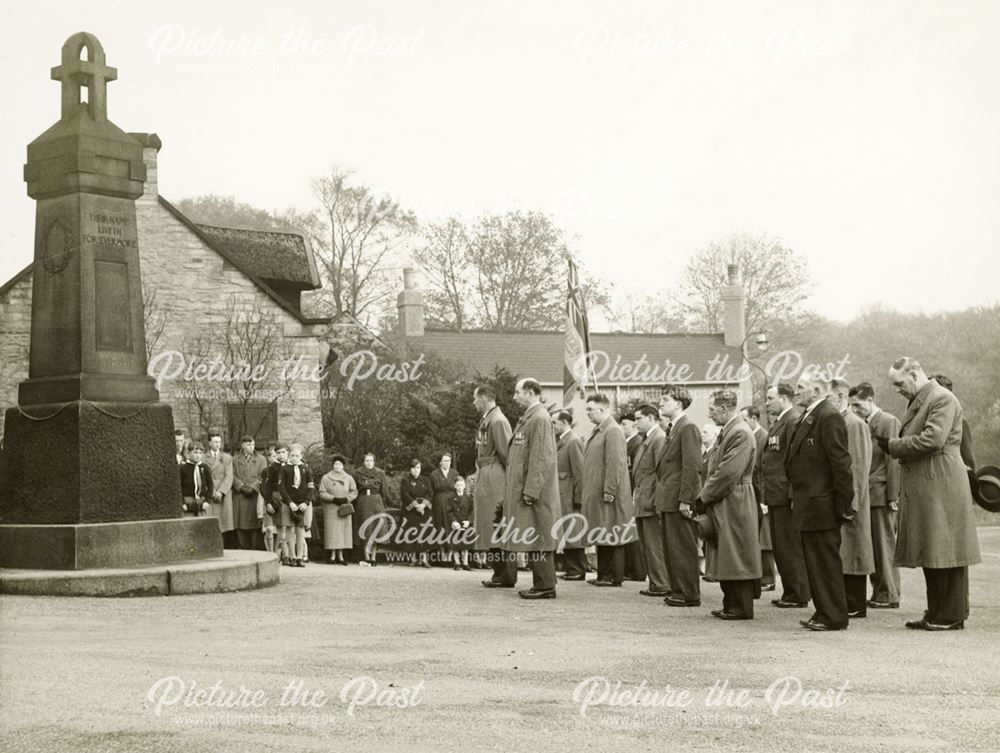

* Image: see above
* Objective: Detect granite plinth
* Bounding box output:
[0,401,181,524]
[0,550,279,596]
[0,517,222,570]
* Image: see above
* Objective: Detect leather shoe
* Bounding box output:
[905,619,929,630]
[867,600,900,609]
[772,599,808,608]
[518,589,556,600]
[847,610,867,619]
[710,609,724,617]
[481,580,514,589]
[640,589,671,597]
[760,583,776,592]
[588,579,620,587]
[664,596,701,607]
[715,611,752,620]
[559,574,585,581]
[924,620,964,631]
[799,619,847,631]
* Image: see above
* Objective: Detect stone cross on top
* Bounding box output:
[50,32,117,122]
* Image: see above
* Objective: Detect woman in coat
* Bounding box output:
[399,459,434,567]
[430,453,459,562]
[352,453,388,566]
[317,455,357,565]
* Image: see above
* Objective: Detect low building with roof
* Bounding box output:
[394,265,753,430]
[0,133,331,448]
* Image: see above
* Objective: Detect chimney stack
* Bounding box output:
[128,132,161,201]
[397,267,425,339]
[721,262,746,349]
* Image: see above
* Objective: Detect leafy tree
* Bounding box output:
[173,194,286,230]
[681,232,812,335]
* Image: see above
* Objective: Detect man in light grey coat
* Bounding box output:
[882,358,981,631]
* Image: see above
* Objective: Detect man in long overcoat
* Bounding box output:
[474,385,514,588]
[696,390,761,620]
[502,378,561,599]
[882,358,982,630]
[553,409,587,580]
[582,393,637,586]
[205,433,235,547]
[786,374,855,631]
[832,378,875,618]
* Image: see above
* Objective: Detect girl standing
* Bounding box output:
[446,476,474,570]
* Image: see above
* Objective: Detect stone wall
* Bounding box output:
[0,273,31,439]
[0,168,327,450]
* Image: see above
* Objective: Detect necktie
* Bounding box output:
[194,465,202,497]
[293,465,301,489]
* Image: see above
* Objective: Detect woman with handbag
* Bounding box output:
[318,455,357,565]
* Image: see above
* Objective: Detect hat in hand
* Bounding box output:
[974,465,1000,514]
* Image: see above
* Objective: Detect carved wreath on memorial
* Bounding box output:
[42,219,76,275]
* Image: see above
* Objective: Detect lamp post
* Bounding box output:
[740,331,770,415]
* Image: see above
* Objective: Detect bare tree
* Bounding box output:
[310,167,418,325]
[141,275,171,363]
[172,295,294,442]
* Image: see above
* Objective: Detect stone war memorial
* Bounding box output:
[0,32,278,595]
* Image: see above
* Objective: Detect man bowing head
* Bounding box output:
[505,378,561,600]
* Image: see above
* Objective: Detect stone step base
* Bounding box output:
[0,550,278,596]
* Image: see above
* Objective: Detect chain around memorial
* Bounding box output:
[15,399,159,422]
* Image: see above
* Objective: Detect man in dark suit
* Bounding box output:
[763,382,809,608]
[656,384,703,607]
[622,415,647,582]
[631,404,669,597]
[849,383,901,609]
[785,374,855,631]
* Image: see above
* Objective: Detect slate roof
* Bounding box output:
[415,328,745,385]
[194,224,320,288]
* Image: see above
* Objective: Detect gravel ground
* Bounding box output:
[2,529,999,753]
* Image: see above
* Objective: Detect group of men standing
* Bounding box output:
[471,356,982,631]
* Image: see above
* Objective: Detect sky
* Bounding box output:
[1,0,998,323]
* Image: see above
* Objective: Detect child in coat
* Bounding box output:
[179,441,213,517]
[280,444,315,567]
[447,476,474,570]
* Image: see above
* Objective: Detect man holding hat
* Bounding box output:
[880,358,982,631]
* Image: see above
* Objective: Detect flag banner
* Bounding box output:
[564,259,593,406]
